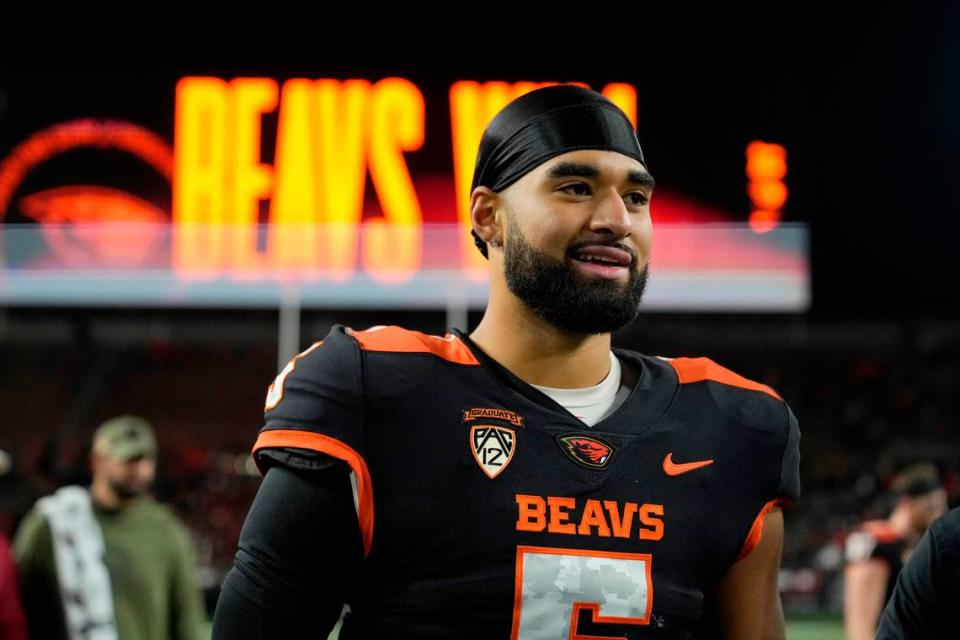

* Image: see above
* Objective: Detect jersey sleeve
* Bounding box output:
[844,523,901,565]
[730,394,802,562]
[692,357,801,564]
[252,323,373,555]
[677,356,801,510]
[777,400,801,507]
[255,323,364,466]
[212,465,361,638]
[844,530,880,564]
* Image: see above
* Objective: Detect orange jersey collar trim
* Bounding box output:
[667,357,782,401]
[350,325,480,366]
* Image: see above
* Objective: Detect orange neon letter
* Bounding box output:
[364,77,424,283]
[173,77,229,273]
[226,78,278,276]
[314,79,371,279]
[269,79,321,273]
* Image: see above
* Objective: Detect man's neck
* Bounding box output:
[469,293,613,389]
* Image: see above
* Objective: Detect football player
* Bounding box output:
[212,84,801,639]
[844,463,947,640]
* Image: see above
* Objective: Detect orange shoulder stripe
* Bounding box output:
[667,357,781,400]
[350,325,479,366]
[736,498,783,562]
[252,429,374,557]
[862,520,900,544]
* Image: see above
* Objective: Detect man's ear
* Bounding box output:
[470,186,503,246]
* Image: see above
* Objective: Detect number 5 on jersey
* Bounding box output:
[511,546,653,639]
[264,341,324,411]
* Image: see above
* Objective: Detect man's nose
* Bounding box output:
[589,188,632,238]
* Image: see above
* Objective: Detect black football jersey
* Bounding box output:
[253,324,801,639]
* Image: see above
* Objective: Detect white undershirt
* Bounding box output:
[530,351,632,427]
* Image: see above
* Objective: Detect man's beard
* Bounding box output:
[109,476,150,501]
[503,221,648,335]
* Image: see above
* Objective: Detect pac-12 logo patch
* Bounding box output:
[558,434,615,469]
[470,425,516,479]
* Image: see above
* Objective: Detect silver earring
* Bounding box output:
[489,239,502,248]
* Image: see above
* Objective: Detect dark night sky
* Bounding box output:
[2,6,958,313]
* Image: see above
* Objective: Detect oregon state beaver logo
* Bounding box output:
[558,434,615,469]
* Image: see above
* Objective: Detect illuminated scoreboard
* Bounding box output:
[171,78,639,277]
[0,77,808,311]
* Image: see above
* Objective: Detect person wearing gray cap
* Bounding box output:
[13,416,206,640]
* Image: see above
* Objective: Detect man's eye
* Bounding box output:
[560,183,591,196]
[626,192,649,206]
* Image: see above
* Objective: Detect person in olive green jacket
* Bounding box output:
[14,416,207,640]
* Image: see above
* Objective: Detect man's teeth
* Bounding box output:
[577,255,621,266]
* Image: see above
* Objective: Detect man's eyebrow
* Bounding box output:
[546,162,600,179]
[546,162,655,189]
[627,170,656,190]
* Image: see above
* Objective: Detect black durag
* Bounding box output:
[470,84,645,258]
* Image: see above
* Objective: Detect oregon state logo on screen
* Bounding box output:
[0,118,173,268]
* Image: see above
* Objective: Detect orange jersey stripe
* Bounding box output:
[861,520,900,544]
[667,357,782,401]
[252,429,374,557]
[735,498,782,562]
[350,325,480,366]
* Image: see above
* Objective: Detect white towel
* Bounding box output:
[37,486,118,640]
